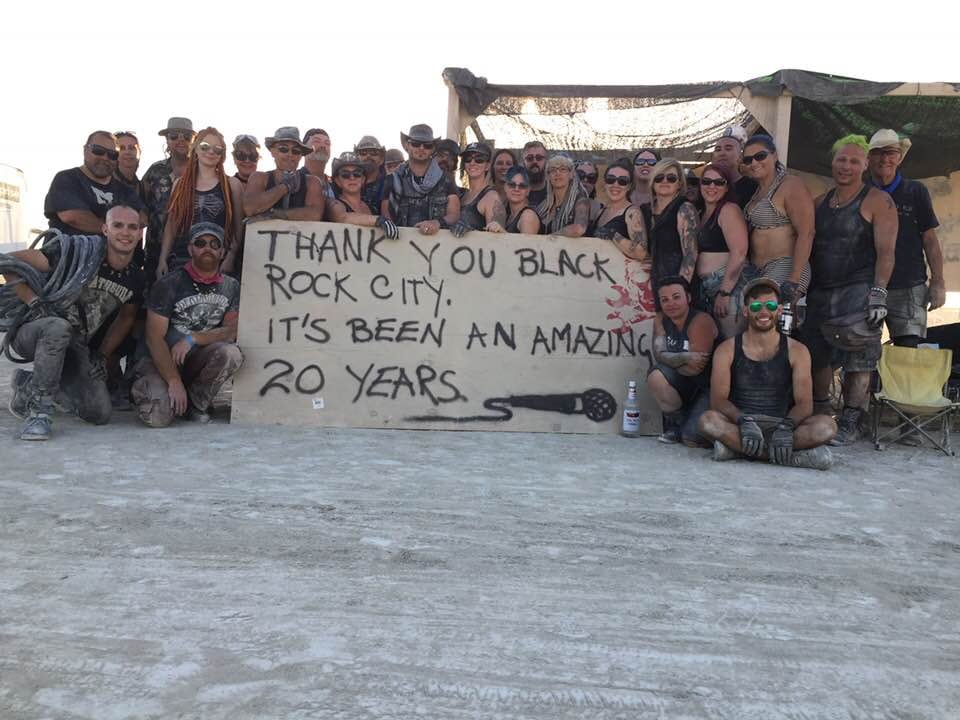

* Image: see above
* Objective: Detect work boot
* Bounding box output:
[657,411,684,444]
[20,396,54,441]
[712,440,739,461]
[829,407,864,446]
[8,368,32,419]
[790,445,833,471]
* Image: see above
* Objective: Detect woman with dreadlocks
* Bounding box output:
[157,127,244,278]
[536,153,590,236]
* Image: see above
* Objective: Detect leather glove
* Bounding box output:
[89,350,108,382]
[738,415,765,458]
[867,286,888,328]
[450,219,471,238]
[23,297,55,323]
[375,215,399,240]
[280,170,301,195]
[769,417,796,465]
[779,280,798,305]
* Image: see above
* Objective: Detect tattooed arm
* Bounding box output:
[677,201,699,282]
[483,193,508,233]
[557,196,590,237]
[610,205,650,261]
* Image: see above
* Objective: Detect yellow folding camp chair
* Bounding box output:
[872,345,959,456]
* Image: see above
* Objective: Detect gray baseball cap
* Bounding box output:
[189,221,225,243]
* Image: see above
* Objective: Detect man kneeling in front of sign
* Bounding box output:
[698,277,836,469]
[132,222,242,426]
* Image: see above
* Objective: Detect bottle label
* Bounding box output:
[622,410,641,431]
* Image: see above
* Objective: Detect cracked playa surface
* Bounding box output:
[0,359,958,719]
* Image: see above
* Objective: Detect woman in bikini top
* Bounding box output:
[740,135,815,298]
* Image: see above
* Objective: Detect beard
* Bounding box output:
[528,168,544,184]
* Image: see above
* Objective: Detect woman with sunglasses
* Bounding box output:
[158,127,243,278]
[451,143,507,236]
[591,158,646,258]
[491,149,518,202]
[503,167,542,234]
[741,134,814,305]
[646,158,699,305]
[696,163,749,338]
[576,161,605,234]
[537,154,590,237]
[630,148,660,207]
[326,153,399,239]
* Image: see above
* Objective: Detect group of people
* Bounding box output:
[0,117,945,467]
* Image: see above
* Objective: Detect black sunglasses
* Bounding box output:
[577,171,598,182]
[166,131,193,141]
[192,237,223,250]
[86,144,119,161]
[505,181,529,190]
[604,175,631,187]
[274,145,306,156]
[408,140,435,150]
[634,158,657,166]
[462,153,489,164]
[337,170,365,179]
[742,150,771,165]
[234,151,259,162]
[700,177,728,187]
[653,173,679,184]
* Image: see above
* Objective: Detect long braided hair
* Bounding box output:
[165,127,236,250]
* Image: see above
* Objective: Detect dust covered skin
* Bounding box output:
[0,356,958,718]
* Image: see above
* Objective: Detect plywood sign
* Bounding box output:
[231,220,659,433]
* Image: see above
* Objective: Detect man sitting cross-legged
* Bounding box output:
[698,277,837,469]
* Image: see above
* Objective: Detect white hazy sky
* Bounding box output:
[2,0,956,233]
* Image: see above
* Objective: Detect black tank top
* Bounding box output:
[173,183,228,258]
[594,208,630,240]
[647,197,686,287]
[459,185,495,230]
[812,184,875,289]
[698,210,728,253]
[663,310,711,385]
[730,333,792,418]
[265,167,309,209]
[506,206,539,234]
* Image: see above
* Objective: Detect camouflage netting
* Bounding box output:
[445,68,960,176]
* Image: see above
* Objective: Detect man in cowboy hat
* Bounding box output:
[354,135,387,213]
[243,126,325,221]
[867,128,945,347]
[382,124,460,235]
[142,117,195,287]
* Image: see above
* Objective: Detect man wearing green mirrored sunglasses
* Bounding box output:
[698,277,837,470]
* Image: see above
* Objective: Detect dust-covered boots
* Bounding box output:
[20,395,54,441]
[829,406,864,446]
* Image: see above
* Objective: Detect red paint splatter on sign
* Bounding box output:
[606,258,656,334]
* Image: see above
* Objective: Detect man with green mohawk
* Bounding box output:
[800,134,898,445]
